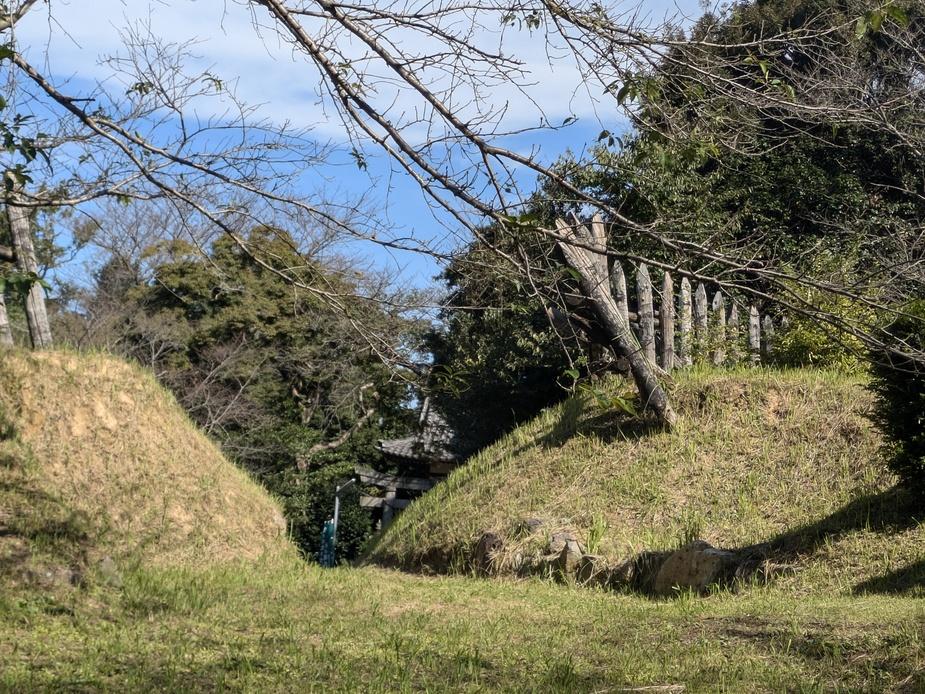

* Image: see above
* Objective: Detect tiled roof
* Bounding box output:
[377,398,459,463]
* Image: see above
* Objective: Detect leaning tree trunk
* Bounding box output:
[6,188,52,349]
[555,216,677,428]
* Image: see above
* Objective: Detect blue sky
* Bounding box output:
[15,0,706,289]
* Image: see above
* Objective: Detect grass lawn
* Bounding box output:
[2,352,923,691]
[1,560,923,692]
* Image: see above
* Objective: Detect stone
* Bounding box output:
[575,554,610,587]
[652,540,738,596]
[547,530,577,556]
[271,509,288,535]
[473,531,503,576]
[551,539,583,578]
[23,565,80,589]
[513,517,545,538]
[98,555,123,588]
[609,557,636,588]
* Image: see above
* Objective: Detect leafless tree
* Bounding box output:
[236,0,925,423]
[4,0,924,425]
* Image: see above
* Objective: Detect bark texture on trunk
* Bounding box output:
[6,191,52,349]
[556,218,677,428]
[0,292,13,347]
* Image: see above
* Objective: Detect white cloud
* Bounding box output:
[14,0,706,286]
[16,0,704,139]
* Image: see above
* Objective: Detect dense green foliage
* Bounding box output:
[427,239,576,453]
[75,228,415,562]
[430,0,922,435]
[869,301,925,496]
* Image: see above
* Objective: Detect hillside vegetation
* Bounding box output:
[370,368,924,595]
[1,353,923,691]
[0,350,293,588]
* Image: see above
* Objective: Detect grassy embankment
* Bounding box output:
[0,351,922,691]
[371,368,924,596]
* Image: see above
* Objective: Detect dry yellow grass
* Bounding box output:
[0,349,293,581]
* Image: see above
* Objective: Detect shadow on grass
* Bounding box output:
[742,484,924,595]
[854,558,925,595]
[541,397,662,448]
[0,474,92,581]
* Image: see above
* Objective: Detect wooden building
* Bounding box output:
[357,399,460,529]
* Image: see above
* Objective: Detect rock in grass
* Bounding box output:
[539,531,583,579]
[22,565,81,589]
[556,539,584,576]
[548,530,577,555]
[575,554,610,587]
[473,531,503,576]
[653,540,738,596]
[98,555,123,588]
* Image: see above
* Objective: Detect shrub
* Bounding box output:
[773,314,866,372]
[869,301,925,496]
[267,462,371,564]
[772,290,872,373]
[772,253,873,373]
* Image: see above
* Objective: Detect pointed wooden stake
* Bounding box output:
[660,271,675,371]
[762,315,776,356]
[711,291,726,366]
[637,264,656,365]
[749,306,761,364]
[693,283,708,362]
[609,260,629,325]
[678,278,692,367]
[727,304,741,364]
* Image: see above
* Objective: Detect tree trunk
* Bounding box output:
[0,292,13,347]
[6,190,52,349]
[556,219,677,428]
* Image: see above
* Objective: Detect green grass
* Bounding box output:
[369,368,925,595]
[1,560,923,692]
[2,352,924,690]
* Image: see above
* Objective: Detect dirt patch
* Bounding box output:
[765,387,789,424]
[69,408,88,437]
[92,399,119,431]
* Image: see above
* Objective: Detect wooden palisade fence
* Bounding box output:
[555,215,781,405]
[618,260,780,372]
